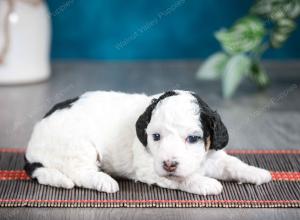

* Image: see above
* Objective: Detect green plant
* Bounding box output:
[197,0,300,98]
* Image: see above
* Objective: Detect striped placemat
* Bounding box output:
[0,148,299,208]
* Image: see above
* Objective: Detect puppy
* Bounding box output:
[25,90,271,195]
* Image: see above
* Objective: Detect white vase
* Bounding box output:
[0,0,51,84]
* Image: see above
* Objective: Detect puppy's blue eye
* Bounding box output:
[186,136,201,144]
[152,133,161,141]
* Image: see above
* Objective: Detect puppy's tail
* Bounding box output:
[24,159,43,177]
[24,159,74,189]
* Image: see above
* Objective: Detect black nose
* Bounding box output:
[163,160,178,172]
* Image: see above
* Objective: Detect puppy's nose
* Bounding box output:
[163,160,178,172]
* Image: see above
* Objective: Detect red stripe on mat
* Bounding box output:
[0,148,25,153]
[0,170,30,180]
[0,170,299,181]
[0,198,299,204]
[0,148,300,154]
[226,149,300,154]
[271,172,300,181]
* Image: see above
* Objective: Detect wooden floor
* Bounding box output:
[0,60,299,219]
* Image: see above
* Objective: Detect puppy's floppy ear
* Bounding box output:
[192,93,229,150]
[136,91,177,146]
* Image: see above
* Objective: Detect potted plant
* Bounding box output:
[197,0,300,98]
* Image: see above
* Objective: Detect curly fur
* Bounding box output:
[25,90,271,195]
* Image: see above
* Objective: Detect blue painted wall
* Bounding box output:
[46,0,300,60]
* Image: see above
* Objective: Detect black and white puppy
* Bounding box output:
[25,90,271,195]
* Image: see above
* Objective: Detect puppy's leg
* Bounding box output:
[179,174,223,195]
[32,167,75,189]
[134,168,179,189]
[134,169,222,195]
[204,150,272,185]
[66,167,119,193]
[51,140,119,193]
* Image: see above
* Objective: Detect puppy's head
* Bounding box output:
[136,90,228,179]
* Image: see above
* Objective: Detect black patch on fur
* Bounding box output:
[192,93,229,150]
[24,157,43,177]
[44,97,79,118]
[136,91,178,146]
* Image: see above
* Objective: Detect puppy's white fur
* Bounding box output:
[26,90,271,195]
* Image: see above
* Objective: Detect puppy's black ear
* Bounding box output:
[135,98,157,146]
[136,91,177,146]
[192,93,229,150]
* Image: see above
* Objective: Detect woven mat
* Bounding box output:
[0,148,299,208]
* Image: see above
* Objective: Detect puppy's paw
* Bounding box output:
[33,168,75,189]
[238,167,272,185]
[181,175,223,196]
[93,172,119,193]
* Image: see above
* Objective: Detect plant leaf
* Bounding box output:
[250,62,270,88]
[215,16,266,54]
[251,0,300,20]
[196,52,228,80]
[222,54,251,98]
[270,18,296,48]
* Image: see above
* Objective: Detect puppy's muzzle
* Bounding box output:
[162,160,178,173]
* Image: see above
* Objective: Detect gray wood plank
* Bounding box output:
[1,208,300,220]
[0,60,299,148]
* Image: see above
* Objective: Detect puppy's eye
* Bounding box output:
[186,136,201,144]
[152,133,161,141]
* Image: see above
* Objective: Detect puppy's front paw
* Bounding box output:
[93,172,119,193]
[181,175,223,196]
[239,167,272,185]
